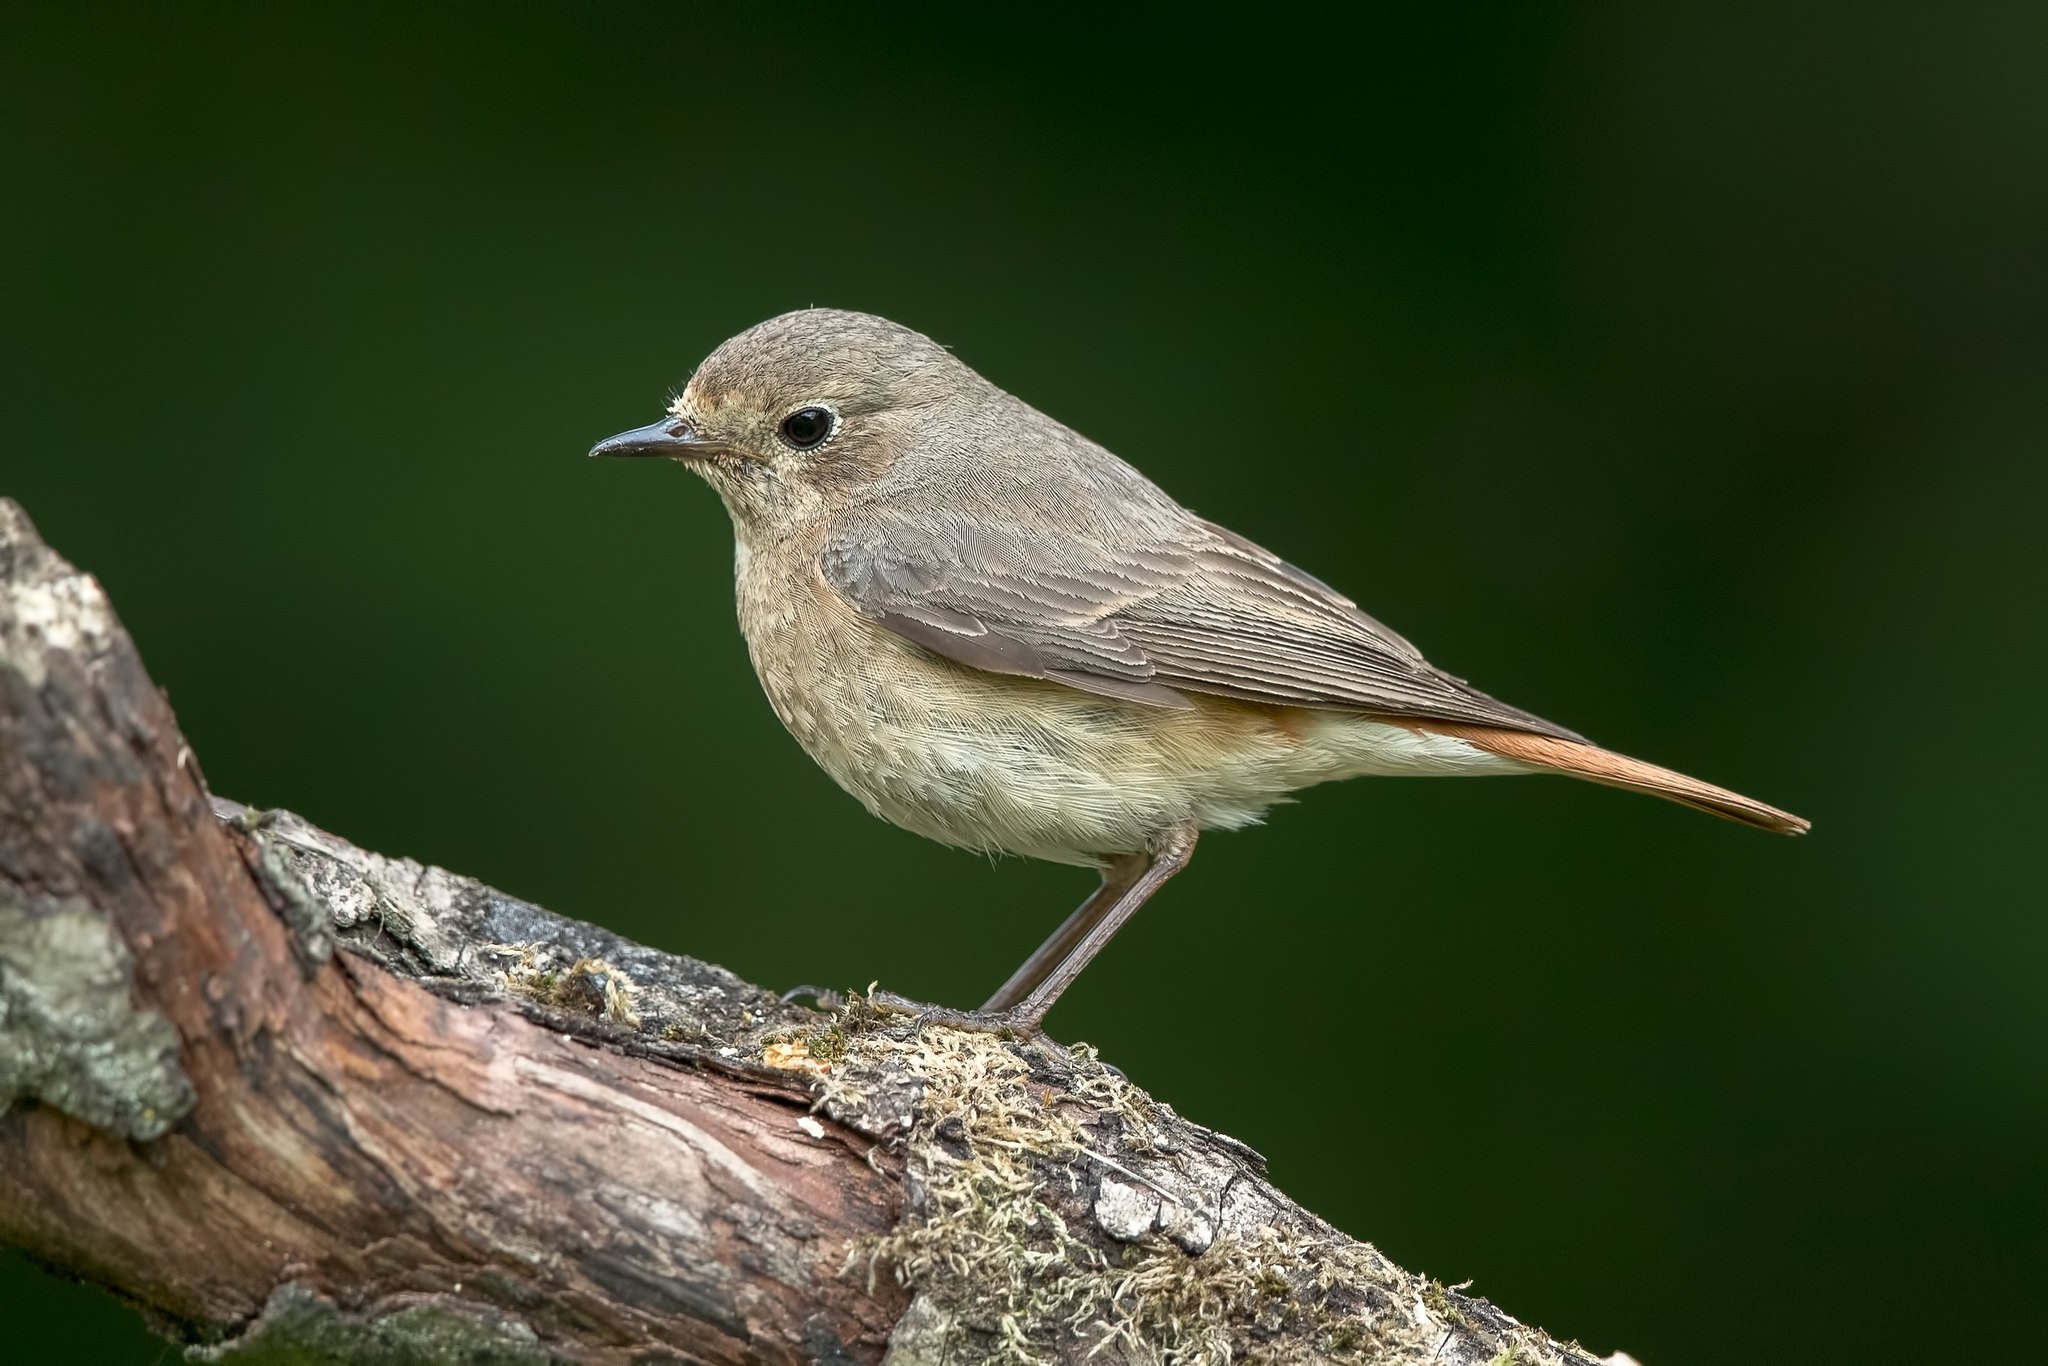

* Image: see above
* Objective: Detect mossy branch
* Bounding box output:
[0,497,1625,1365]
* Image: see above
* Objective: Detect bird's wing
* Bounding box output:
[818,508,1584,740]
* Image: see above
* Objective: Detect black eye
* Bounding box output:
[779,406,833,450]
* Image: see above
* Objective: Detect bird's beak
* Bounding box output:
[588,418,720,460]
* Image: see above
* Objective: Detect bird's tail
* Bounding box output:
[1417,721,1810,835]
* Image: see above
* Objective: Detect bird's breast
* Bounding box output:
[733,541,1192,861]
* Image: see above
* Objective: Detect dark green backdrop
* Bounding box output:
[4,5,2042,1363]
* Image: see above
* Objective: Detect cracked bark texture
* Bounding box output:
[0,497,1626,1366]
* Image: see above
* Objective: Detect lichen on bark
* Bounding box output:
[189,1282,552,1366]
[0,892,195,1142]
[768,999,1598,1366]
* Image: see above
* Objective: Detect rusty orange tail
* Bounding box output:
[1419,722,1810,835]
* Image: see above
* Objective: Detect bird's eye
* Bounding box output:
[779,406,833,450]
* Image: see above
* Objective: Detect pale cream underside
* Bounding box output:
[733,545,1525,866]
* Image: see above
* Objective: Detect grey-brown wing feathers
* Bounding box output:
[821,525,1196,708]
[819,509,1586,741]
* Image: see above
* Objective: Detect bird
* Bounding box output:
[591,308,1807,1034]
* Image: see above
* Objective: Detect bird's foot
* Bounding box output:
[782,985,1055,1045]
[866,989,1048,1040]
[778,984,847,1009]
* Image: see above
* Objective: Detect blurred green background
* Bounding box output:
[3,4,2042,1363]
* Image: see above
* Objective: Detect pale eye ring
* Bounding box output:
[779,406,833,450]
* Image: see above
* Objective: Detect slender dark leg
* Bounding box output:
[981,852,1149,1012]
[867,824,1199,1035]
[997,823,1198,1033]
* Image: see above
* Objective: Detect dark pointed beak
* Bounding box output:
[588,418,718,460]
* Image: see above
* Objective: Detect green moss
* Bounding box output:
[1423,1279,1469,1328]
[796,990,1587,1365]
[807,1024,849,1062]
[825,1025,1412,1364]
[487,948,641,1027]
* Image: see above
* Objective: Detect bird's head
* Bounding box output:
[590,308,987,539]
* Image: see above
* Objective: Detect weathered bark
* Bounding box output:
[0,497,1621,1365]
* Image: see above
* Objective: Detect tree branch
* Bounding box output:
[0,497,1620,1365]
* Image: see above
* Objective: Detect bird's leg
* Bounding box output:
[865,825,1196,1037]
[993,823,1198,1033]
[979,851,1149,1013]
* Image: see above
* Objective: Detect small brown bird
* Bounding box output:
[593,309,1807,1032]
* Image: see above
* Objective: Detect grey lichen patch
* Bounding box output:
[0,892,195,1141]
[207,799,807,1051]
[228,813,336,976]
[0,515,119,689]
[1092,1175,1161,1242]
[189,1281,552,1366]
[809,997,1595,1366]
[880,1294,956,1365]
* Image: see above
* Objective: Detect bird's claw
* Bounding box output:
[783,985,1052,1042]
[866,989,1046,1039]
[779,984,847,1009]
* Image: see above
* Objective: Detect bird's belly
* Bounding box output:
[736,564,1520,864]
[746,614,1192,864]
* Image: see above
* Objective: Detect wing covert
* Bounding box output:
[818,509,1583,740]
